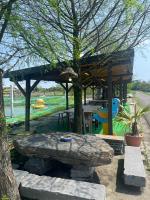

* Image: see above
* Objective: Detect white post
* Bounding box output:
[10,84,14,117]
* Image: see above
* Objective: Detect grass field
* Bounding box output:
[5,95,130,136]
[35,102,130,137]
[5,95,74,125]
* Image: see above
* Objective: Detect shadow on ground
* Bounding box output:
[116,159,142,195]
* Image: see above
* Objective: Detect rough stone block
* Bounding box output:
[71,166,95,178]
[124,146,146,187]
[14,169,106,200]
[24,157,53,175]
[12,163,20,169]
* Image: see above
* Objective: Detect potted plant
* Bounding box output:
[116,104,150,147]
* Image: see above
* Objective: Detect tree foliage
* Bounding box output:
[0,0,21,71]
[128,80,150,92]
[12,0,150,63]
[10,0,150,133]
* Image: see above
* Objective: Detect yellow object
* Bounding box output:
[102,123,117,135]
[102,122,109,135]
[32,99,45,109]
[97,111,108,118]
[97,111,109,135]
[36,99,45,104]
[32,104,45,109]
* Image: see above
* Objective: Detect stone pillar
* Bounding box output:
[71,165,95,181]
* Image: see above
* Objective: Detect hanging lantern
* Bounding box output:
[60,67,78,80]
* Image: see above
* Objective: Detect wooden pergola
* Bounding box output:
[4,48,134,133]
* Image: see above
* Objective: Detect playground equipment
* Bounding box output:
[93,98,120,135]
[32,99,45,109]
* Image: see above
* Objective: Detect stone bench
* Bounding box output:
[124,146,146,187]
[14,170,106,200]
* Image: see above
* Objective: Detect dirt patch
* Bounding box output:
[96,155,150,200]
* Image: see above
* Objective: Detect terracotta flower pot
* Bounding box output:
[125,134,143,147]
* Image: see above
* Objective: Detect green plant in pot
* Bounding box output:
[116,104,150,147]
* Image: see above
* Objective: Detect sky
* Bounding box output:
[3,46,150,88]
[133,45,150,82]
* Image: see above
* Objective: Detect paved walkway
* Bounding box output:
[135,91,150,170]
[140,117,150,170]
[135,91,150,126]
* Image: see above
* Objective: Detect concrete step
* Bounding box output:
[14,169,106,200]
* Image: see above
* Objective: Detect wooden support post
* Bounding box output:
[14,81,26,96]
[113,84,116,97]
[65,83,70,130]
[0,69,4,113]
[59,83,70,110]
[119,78,123,103]
[124,82,128,102]
[117,84,120,97]
[115,84,119,97]
[116,85,118,96]
[95,87,101,100]
[104,87,108,99]
[66,83,69,110]
[30,80,40,92]
[59,83,73,109]
[122,82,125,102]
[125,83,127,102]
[25,79,31,131]
[59,82,71,130]
[102,87,105,99]
[59,83,65,90]
[83,87,87,105]
[14,79,40,131]
[112,84,114,97]
[10,84,14,118]
[92,87,95,100]
[108,67,113,135]
[68,85,73,92]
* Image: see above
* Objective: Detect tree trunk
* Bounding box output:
[0,70,21,200]
[70,0,83,134]
[132,121,138,136]
[73,83,83,134]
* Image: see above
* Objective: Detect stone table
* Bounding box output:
[14,132,114,180]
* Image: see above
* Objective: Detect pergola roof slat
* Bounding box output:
[4,49,134,85]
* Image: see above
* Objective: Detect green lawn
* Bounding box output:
[5,95,74,125]
[6,95,130,137]
[38,102,131,137]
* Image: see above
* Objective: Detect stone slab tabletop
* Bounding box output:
[14,132,114,167]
